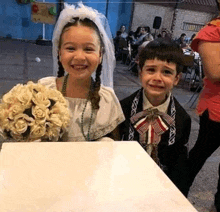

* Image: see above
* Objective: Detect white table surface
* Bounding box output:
[0,141,197,212]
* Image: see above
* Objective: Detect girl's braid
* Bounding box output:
[90,64,102,110]
[57,55,65,77]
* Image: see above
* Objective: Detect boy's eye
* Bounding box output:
[146,68,155,72]
[164,70,173,75]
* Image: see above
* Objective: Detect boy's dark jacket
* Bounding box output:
[119,88,191,196]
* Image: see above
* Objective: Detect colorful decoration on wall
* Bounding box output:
[31,2,56,25]
[16,0,35,4]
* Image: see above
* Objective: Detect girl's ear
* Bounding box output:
[58,50,61,61]
[99,48,103,64]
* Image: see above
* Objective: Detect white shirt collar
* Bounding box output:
[143,91,171,113]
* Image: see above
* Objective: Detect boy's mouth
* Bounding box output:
[149,84,164,89]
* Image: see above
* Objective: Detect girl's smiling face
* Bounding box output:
[140,58,180,106]
[59,25,102,80]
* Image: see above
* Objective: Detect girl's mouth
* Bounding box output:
[71,65,87,70]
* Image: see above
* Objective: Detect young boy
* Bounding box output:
[119,38,191,196]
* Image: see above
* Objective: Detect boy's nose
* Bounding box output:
[153,72,162,81]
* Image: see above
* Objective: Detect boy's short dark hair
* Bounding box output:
[138,38,184,74]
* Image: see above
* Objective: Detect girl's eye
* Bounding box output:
[85,47,94,52]
[66,47,75,51]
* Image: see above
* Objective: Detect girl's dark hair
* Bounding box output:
[144,26,150,33]
[190,33,196,41]
[89,64,102,110]
[138,38,184,74]
[134,26,142,38]
[58,17,104,110]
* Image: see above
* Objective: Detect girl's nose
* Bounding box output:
[74,49,86,60]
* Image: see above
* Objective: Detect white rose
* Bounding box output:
[57,104,71,128]
[11,114,34,135]
[8,103,25,120]
[16,87,32,107]
[30,124,46,139]
[3,119,11,131]
[3,84,26,105]
[32,104,49,120]
[47,89,67,105]
[2,91,18,105]
[45,122,60,140]
[48,114,62,127]
[50,103,71,128]
[0,104,9,122]
[27,81,45,93]
[32,91,51,107]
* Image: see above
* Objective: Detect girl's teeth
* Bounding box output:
[74,65,86,69]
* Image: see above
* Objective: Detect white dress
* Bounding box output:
[38,77,125,141]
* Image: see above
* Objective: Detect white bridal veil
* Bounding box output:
[52,2,115,88]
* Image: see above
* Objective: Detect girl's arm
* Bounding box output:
[198,41,220,83]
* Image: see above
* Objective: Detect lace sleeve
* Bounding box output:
[38,77,57,89]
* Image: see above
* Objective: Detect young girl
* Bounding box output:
[38,3,125,141]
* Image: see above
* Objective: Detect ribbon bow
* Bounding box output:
[130,108,174,145]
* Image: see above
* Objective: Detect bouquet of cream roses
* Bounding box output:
[0,81,70,142]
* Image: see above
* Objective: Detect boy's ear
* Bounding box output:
[174,73,182,86]
[139,69,142,79]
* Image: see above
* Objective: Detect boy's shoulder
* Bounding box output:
[120,89,191,122]
[120,89,142,118]
[172,96,191,121]
[120,88,142,106]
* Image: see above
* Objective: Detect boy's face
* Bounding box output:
[139,58,180,106]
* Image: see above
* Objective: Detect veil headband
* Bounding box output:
[52,2,115,88]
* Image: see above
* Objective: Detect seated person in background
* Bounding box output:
[134,26,153,46]
[189,33,196,45]
[140,33,154,48]
[119,38,191,197]
[114,30,122,56]
[127,30,135,45]
[158,30,167,38]
[134,26,143,40]
[176,33,187,49]
[119,25,128,39]
[134,34,155,67]
[132,27,149,55]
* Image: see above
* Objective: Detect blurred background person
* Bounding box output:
[176,33,187,48]
[186,1,220,211]
[119,25,128,39]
